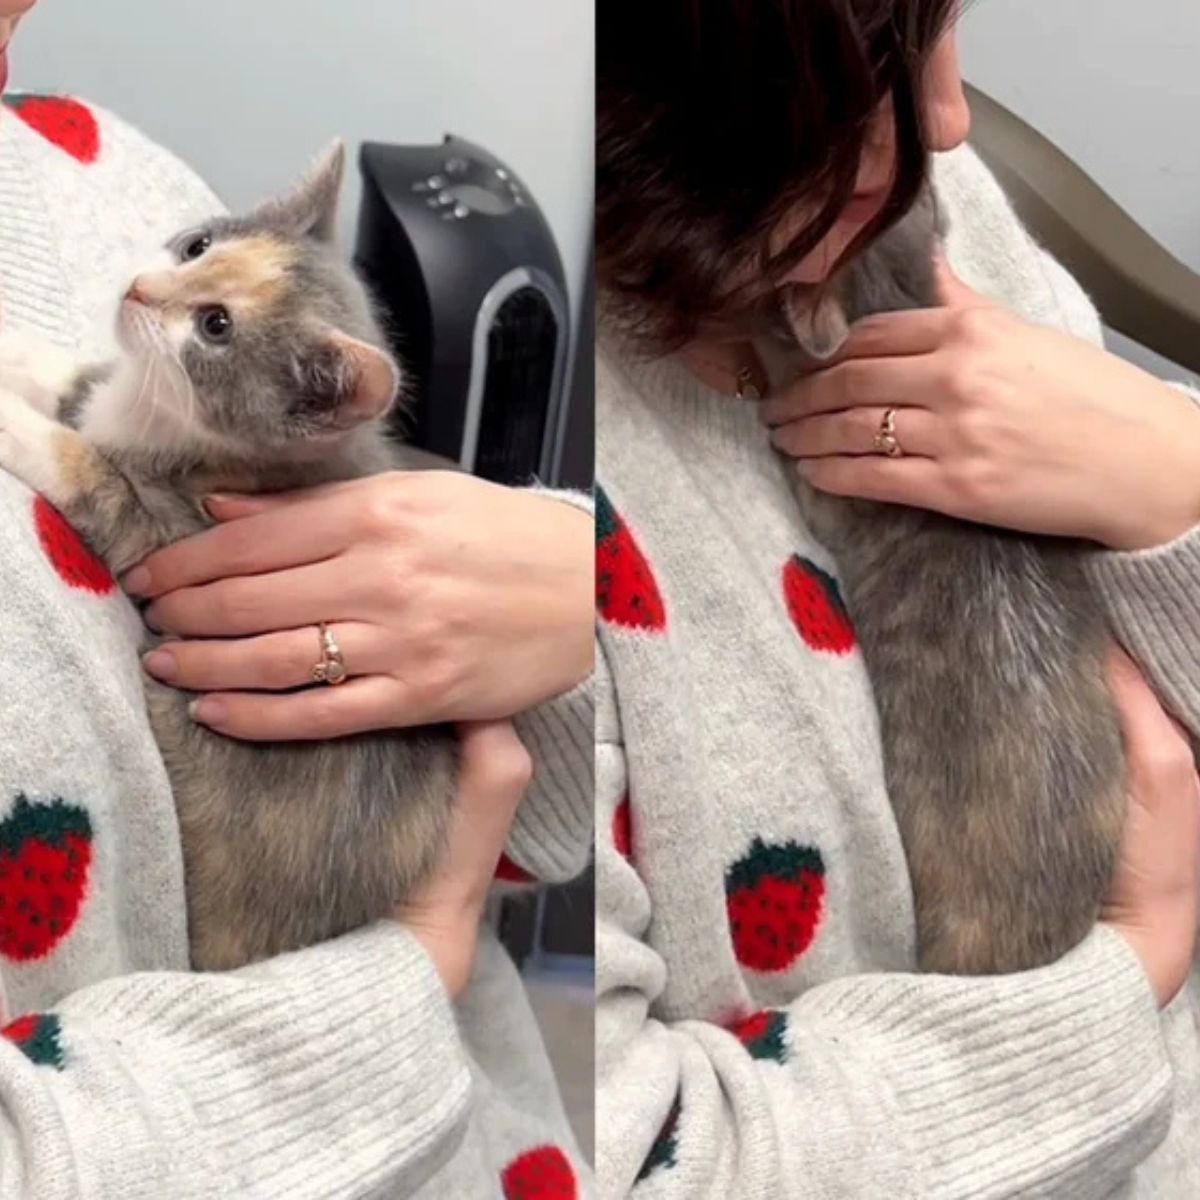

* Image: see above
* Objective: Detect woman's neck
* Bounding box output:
[677,339,768,400]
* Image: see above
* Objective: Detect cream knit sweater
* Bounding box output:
[596,142,1200,1199]
[0,92,593,1198]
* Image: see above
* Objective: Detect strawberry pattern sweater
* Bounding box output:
[0,95,593,1197]
[596,143,1200,1199]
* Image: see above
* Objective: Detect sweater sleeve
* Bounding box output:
[1083,383,1200,733]
[596,645,1173,1200]
[0,923,471,1199]
[504,483,595,882]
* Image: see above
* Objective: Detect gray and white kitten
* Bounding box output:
[0,142,457,971]
[756,194,1124,974]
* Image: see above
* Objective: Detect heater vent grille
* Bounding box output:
[474,286,559,484]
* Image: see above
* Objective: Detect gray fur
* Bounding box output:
[58,363,112,429]
[757,196,1124,974]
[41,144,456,971]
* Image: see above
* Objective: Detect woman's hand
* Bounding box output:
[762,257,1200,551]
[123,470,594,741]
[397,720,531,999]
[1102,649,1200,1008]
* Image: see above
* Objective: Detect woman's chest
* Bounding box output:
[599,419,919,1022]
[0,473,188,1016]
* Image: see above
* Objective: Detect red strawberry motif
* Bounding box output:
[0,796,93,962]
[636,1094,681,1182]
[612,796,632,861]
[728,1008,790,1063]
[495,852,536,884]
[33,496,116,595]
[596,485,666,631]
[725,837,826,973]
[500,1145,577,1200]
[1,94,100,164]
[1,1012,64,1068]
[782,554,855,654]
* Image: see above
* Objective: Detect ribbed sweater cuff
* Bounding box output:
[1085,518,1200,729]
[60,923,472,1198]
[800,926,1172,1198]
[528,482,595,516]
[509,674,595,881]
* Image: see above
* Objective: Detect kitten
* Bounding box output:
[0,142,457,971]
[755,193,1125,974]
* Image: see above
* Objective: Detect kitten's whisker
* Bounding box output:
[132,314,160,445]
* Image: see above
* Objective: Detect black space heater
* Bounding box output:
[354,136,571,485]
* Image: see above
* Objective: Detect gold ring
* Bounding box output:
[873,407,903,457]
[311,622,348,686]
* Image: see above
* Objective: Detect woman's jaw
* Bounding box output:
[0,2,37,95]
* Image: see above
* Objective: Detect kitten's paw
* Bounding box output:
[0,390,71,499]
[0,329,78,416]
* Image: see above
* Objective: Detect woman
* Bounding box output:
[596,3,1200,1196]
[0,1,594,1195]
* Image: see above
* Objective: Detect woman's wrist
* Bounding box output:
[398,910,479,1000]
[1100,381,1200,551]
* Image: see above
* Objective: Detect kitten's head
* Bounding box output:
[774,188,943,360]
[116,140,399,457]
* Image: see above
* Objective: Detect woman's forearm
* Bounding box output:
[5,924,470,1199]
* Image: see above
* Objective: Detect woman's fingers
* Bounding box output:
[931,251,990,309]
[146,559,357,637]
[797,453,952,509]
[771,404,942,459]
[827,308,953,362]
[761,353,941,424]
[189,674,413,741]
[202,481,355,523]
[1107,648,1194,759]
[125,497,352,599]
[454,720,531,840]
[143,621,378,693]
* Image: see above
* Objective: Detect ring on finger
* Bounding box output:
[873,407,904,458]
[312,622,349,686]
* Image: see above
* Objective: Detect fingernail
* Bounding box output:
[144,608,164,634]
[189,698,226,726]
[142,649,177,681]
[122,566,151,595]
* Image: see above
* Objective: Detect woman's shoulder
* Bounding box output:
[3,92,223,227]
[0,93,226,353]
[932,143,1103,345]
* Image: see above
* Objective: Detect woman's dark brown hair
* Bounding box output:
[597,0,961,351]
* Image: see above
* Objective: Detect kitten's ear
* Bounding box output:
[782,288,850,360]
[326,331,400,426]
[251,140,345,242]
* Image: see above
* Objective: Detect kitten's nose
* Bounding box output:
[124,278,148,305]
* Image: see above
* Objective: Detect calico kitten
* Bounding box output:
[0,142,457,971]
[755,194,1125,974]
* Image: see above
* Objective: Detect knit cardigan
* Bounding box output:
[0,92,593,1199]
[596,142,1200,1199]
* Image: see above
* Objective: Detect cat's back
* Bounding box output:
[145,677,456,969]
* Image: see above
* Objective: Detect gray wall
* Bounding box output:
[10,0,594,325]
[959,0,1200,380]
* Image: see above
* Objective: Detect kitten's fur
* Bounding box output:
[0,142,457,971]
[756,194,1125,974]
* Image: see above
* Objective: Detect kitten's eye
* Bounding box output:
[181,232,212,262]
[196,305,233,344]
